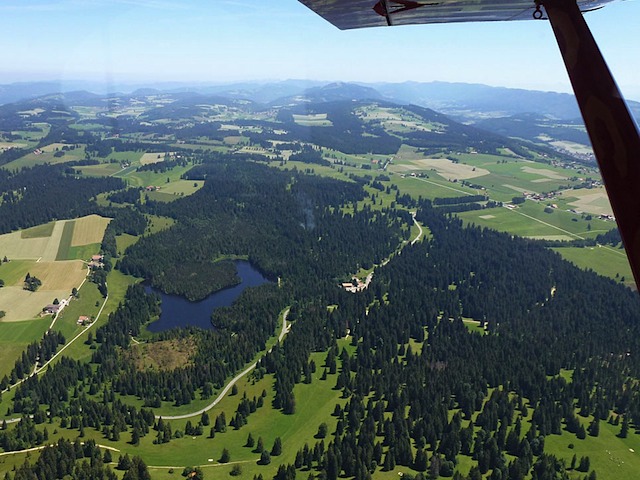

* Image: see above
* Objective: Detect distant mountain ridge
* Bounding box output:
[1,79,639,122]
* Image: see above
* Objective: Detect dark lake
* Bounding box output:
[145,260,271,332]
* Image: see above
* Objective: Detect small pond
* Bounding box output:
[145,260,270,332]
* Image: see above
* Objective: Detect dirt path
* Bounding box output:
[157,308,290,420]
[2,290,110,412]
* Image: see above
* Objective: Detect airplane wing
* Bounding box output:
[299,0,640,291]
[298,0,615,29]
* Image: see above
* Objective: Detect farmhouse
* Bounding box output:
[77,315,90,326]
[43,298,69,315]
[44,304,60,315]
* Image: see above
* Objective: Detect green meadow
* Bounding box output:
[0,319,49,378]
[553,245,633,285]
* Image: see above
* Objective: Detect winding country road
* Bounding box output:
[156,308,290,420]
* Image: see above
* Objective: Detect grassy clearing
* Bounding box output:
[0,319,49,377]
[4,144,86,170]
[76,163,123,177]
[21,222,55,239]
[552,245,633,285]
[71,214,111,246]
[51,269,139,365]
[145,215,176,235]
[544,418,640,480]
[118,164,193,188]
[116,233,139,255]
[292,113,333,127]
[55,220,75,261]
[112,352,346,479]
[158,179,204,196]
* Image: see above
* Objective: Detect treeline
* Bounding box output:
[6,437,150,480]
[0,164,123,234]
[253,202,639,479]
[276,101,401,154]
[100,207,148,258]
[119,157,408,300]
[0,330,65,387]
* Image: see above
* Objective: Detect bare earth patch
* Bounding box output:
[409,158,490,180]
[71,214,111,247]
[126,337,196,372]
[479,215,496,219]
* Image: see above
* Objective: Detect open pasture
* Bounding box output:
[0,259,34,285]
[0,318,49,376]
[458,202,606,240]
[21,221,55,239]
[0,141,27,150]
[153,179,204,196]
[5,143,85,170]
[292,113,332,126]
[0,220,65,260]
[553,245,633,284]
[393,173,481,199]
[117,163,193,187]
[71,214,111,247]
[0,287,68,322]
[76,162,124,177]
[403,158,490,180]
[544,417,640,480]
[561,187,613,216]
[140,152,166,165]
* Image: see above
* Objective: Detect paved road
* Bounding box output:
[157,308,290,420]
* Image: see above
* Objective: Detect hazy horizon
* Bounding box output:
[0,0,638,100]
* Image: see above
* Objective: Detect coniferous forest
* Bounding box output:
[0,91,639,480]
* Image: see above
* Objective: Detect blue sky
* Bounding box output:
[0,0,638,99]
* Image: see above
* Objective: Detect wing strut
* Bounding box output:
[541,0,640,289]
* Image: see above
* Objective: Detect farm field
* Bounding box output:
[140,152,166,165]
[0,220,65,260]
[71,214,111,246]
[4,143,85,170]
[458,202,611,240]
[75,162,125,176]
[560,186,613,216]
[0,259,85,322]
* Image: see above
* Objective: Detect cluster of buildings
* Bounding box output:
[43,298,69,315]
[89,254,104,269]
[341,273,373,293]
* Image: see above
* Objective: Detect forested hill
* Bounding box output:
[119,157,409,300]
